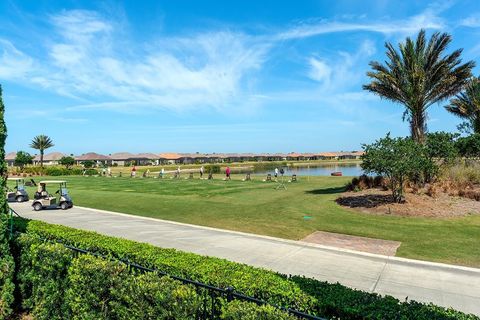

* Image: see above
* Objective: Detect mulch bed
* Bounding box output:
[337,188,480,218]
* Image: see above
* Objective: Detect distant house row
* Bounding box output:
[5,151,364,167]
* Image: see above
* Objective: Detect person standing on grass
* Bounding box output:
[225,166,231,180]
[200,165,204,179]
[176,166,181,178]
[160,167,164,179]
[274,167,279,178]
[131,166,136,178]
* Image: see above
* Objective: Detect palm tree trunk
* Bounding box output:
[410,110,426,143]
[40,151,44,168]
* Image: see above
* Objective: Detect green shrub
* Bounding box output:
[66,255,129,319]
[456,134,480,158]
[362,133,437,202]
[43,167,85,176]
[13,219,479,320]
[0,84,14,320]
[16,235,72,320]
[110,272,201,319]
[221,300,297,320]
[15,236,203,320]
[204,164,221,174]
[253,162,287,172]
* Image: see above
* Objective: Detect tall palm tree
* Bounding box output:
[30,135,54,168]
[363,29,475,143]
[445,77,480,134]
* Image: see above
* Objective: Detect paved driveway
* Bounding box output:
[10,202,480,316]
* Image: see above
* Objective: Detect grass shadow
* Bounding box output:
[305,186,346,195]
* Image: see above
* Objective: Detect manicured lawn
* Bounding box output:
[13,175,480,267]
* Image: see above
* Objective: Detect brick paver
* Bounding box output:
[301,231,401,256]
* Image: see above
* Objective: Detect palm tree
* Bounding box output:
[30,135,54,168]
[445,77,480,134]
[363,29,475,143]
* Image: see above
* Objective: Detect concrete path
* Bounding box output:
[10,202,480,316]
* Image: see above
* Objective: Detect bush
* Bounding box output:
[16,236,72,320]
[204,164,221,174]
[58,156,75,169]
[425,132,459,164]
[12,219,479,320]
[14,151,34,169]
[362,134,437,202]
[43,167,84,176]
[15,235,203,319]
[221,300,296,320]
[456,134,480,158]
[0,84,15,320]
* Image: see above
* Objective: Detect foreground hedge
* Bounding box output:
[15,234,293,319]
[16,219,479,320]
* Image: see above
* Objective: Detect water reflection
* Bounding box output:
[255,163,364,177]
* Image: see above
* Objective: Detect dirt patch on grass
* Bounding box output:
[337,188,480,217]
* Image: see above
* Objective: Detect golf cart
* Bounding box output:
[32,180,73,211]
[6,177,29,202]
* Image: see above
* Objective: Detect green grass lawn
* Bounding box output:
[13,175,480,267]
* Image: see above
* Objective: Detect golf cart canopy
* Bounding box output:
[7,177,25,181]
[39,180,67,184]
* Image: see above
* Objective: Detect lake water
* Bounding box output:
[255,163,364,177]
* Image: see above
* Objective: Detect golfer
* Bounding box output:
[131,166,136,178]
[274,167,279,178]
[225,166,231,180]
[200,166,204,178]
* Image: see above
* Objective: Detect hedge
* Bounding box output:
[14,233,294,320]
[14,166,99,176]
[14,219,480,320]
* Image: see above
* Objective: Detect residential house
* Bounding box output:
[158,153,182,165]
[33,152,65,166]
[6,152,16,167]
[110,152,135,166]
[75,152,112,166]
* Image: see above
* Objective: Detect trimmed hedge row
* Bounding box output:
[16,219,480,320]
[15,233,294,319]
[13,166,99,176]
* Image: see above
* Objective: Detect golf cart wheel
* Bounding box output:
[16,196,24,202]
[33,203,42,211]
[60,202,69,210]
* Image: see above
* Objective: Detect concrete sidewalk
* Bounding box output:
[10,202,480,316]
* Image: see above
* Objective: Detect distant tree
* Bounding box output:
[30,135,54,168]
[81,160,95,168]
[446,77,480,134]
[0,84,15,318]
[361,134,436,203]
[59,156,75,169]
[456,134,480,158]
[14,151,34,169]
[364,29,475,143]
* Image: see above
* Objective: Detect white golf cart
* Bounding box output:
[32,180,73,211]
[6,177,29,202]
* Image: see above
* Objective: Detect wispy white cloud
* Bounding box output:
[275,11,445,41]
[2,10,270,113]
[307,40,376,92]
[0,39,36,79]
[460,15,480,27]
[0,5,450,114]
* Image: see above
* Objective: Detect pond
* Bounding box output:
[254,163,364,177]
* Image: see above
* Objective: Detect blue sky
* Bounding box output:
[1,0,480,155]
